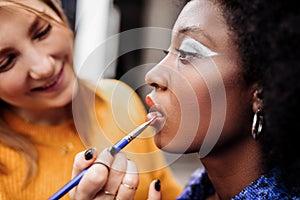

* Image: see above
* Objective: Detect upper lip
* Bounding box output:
[145,95,154,108]
[145,95,164,116]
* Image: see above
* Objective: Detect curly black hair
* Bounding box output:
[261,1,300,193]
[215,0,300,192]
[180,0,300,192]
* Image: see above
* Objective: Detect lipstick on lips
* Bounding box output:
[145,95,155,108]
[145,95,165,128]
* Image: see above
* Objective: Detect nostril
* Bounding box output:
[150,82,159,88]
[161,86,168,91]
[150,82,167,91]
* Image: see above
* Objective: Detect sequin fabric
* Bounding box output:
[176,168,300,200]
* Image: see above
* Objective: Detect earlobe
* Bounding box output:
[252,88,263,112]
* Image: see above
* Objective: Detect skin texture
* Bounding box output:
[0,0,76,125]
[145,0,264,199]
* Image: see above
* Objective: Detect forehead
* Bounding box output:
[0,0,60,21]
[174,0,222,31]
[172,0,230,48]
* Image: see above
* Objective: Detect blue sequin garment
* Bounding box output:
[176,168,300,200]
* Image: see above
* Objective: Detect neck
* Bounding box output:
[200,137,265,199]
[10,104,73,126]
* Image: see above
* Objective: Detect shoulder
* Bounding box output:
[233,169,299,200]
[81,79,143,105]
[97,79,133,93]
[177,168,215,200]
[94,79,142,103]
[87,78,147,125]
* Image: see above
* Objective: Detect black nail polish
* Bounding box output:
[84,148,94,160]
[155,179,161,192]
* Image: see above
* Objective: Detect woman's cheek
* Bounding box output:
[49,26,74,51]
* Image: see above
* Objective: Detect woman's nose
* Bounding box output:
[145,60,169,91]
[27,53,55,80]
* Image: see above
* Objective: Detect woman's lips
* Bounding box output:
[146,111,163,124]
[145,95,155,108]
[145,95,166,130]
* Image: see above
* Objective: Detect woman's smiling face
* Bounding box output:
[145,0,253,154]
[0,0,76,111]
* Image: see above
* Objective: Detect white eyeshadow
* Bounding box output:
[180,37,218,57]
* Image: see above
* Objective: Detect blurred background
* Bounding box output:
[61,0,202,187]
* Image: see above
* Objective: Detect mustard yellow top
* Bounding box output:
[0,79,182,200]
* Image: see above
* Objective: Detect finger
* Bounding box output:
[100,151,127,197]
[71,148,97,179]
[115,160,139,200]
[147,180,161,200]
[73,148,114,199]
[69,148,98,199]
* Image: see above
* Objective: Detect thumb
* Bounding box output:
[147,180,161,200]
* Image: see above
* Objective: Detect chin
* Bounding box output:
[154,134,193,154]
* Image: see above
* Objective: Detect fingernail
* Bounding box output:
[155,179,161,191]
[84,148,95,160]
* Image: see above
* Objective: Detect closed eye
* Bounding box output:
[175,48,201,59]
[33,23,52,40]
[175,37,218,65]
[174,48,204,65]
[0,54,17,72]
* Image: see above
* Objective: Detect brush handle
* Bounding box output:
[48,167,89,200]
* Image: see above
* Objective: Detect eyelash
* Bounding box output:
[175,48,202,64]
[33,23,52,40]
[0,54,17,73]
[163,50,169,55]
[163,47,210,66]
[163,48,199,65]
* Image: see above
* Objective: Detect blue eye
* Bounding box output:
[34,24,52,40]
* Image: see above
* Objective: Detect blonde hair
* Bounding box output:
[0,0,96,187]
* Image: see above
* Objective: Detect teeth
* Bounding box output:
[152,111,163,117]
[42,75,58,89]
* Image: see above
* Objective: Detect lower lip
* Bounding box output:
[42,67,64,93]
[146,112,166,130]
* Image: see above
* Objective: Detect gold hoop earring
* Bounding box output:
[252,109,263,140]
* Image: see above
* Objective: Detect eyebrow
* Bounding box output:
[28,16,41,37]
[178,25,216,47]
